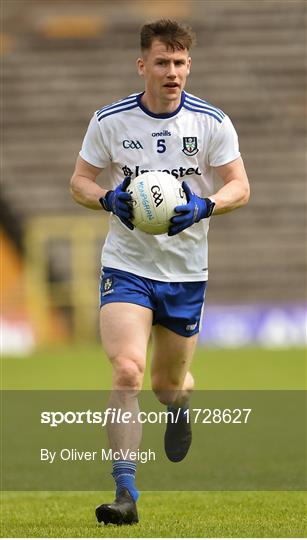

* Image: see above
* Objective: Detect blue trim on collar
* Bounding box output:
[136,91,186,119]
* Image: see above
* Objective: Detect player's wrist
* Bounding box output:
[196,196,215,221]
[99,190,113,212]
[203,197,216,217]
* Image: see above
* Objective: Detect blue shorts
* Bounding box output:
[100,267,207,337]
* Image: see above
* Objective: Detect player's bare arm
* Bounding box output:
[70,155,105,210]
[211,156,250,214]
[169,156,250,234]
[70,156,133,229]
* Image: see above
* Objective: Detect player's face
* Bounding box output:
[137,39,191,109]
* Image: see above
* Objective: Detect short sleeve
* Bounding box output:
[208,116,241,167]
[79,114,111,168]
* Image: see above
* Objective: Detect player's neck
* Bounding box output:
[140,92,182,115]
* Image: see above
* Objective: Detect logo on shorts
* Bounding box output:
[182,137,199,156]
[185,322,198,332]
[102,277,114,296]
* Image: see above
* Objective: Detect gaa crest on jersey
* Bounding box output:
[182,137,199,156]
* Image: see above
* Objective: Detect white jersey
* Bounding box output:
[80,91,240,282]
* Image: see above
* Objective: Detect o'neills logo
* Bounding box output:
[151,130,171,137]
[122,164,202,179]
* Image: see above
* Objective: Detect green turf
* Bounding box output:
[1,347,306,537]
[1,491,306,538]
[1,346,306,390]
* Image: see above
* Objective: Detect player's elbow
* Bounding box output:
[242,183,250,205]
[239,179,250,207]
[70,174,81,203]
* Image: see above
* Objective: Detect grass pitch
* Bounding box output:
[1,491,306,538]
[2,345,306,390]
[1,345,306,537]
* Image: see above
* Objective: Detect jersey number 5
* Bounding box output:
[156,139,166,153]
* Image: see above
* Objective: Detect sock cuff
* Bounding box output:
[112,459,137,472]
[112,459,139,502]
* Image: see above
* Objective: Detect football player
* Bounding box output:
[70,18,250,525]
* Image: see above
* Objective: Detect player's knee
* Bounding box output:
[112,355,144,390]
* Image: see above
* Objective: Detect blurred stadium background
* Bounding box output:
[1,0,306,355]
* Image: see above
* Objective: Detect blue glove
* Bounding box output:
[99,177,134,230]
[168,181,215,236]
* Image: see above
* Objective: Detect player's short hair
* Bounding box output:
[140,19,196,52]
